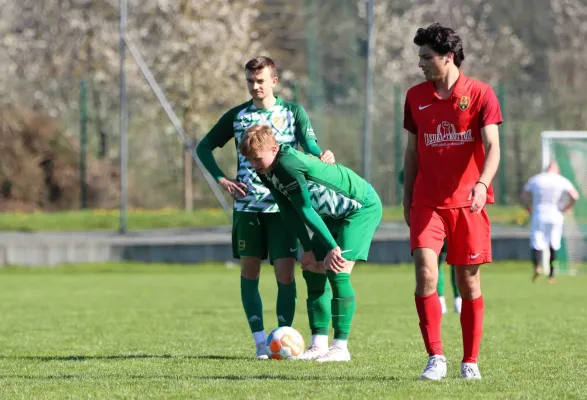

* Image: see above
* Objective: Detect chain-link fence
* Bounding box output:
[1,0,586,211]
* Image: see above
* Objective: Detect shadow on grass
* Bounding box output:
[0,354,250,361]
[0,354,402,381]
[0,373,401,382]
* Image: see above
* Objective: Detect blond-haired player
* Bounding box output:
[239,125,382,362]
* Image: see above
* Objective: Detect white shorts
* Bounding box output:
[530,220,563,251]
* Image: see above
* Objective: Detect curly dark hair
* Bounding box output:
[414,23,465,67]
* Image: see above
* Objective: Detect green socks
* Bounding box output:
[437,263,446,297]
[276,281,297,327]
[240,269,356,341]
[241,277,264,333]
[326,270,356,340]
[241,277,297,335]
[302,270,332,335]
[438,253,460,298]
[451,265,460,298]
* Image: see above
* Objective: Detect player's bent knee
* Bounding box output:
[340,260,355,274]
[325,260,355,275]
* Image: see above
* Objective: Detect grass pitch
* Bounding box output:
[0,262,584,399]
[0,205,526,231]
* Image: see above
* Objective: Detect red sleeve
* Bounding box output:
[480,86,503,127]
[403,96,417,134]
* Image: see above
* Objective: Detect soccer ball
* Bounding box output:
[266,327,305,360]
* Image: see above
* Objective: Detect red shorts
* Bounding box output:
[410,204,492,265]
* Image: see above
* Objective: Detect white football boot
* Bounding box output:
[419,355,447,380]
[315,346,351,363]
[461,362,482,380]
[255,342,269,360]
[298,344,329,361]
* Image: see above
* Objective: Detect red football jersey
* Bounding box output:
[404,73,503,208]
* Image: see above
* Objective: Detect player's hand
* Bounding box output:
[302,252,325,274]
[300,251,318,272]
[218,177,248,199]
[469,182,487,214]
[319,150,335,164]
[325,246,347,273]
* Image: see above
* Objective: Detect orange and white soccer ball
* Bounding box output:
[266,327,305,360]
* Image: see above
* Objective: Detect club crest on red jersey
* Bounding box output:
[458,96,470,111]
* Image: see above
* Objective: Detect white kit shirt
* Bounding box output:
[523,172,576,224]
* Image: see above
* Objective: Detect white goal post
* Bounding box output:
[541,131,587,168]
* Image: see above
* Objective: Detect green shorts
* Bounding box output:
[312,186,383,262]
[232,211,299,263]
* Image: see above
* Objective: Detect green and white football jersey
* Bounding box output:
[205,97,317,213]
[260,145,371,219]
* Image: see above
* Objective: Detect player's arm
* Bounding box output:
[478,87,503,187]
[288,189,337,250]
[520,190,532,212]
[402,96,418,226]
[470,87,503,213]
[273,159,338,251]
[293,104,335,164]
[562,180,580,212]
[403,134,418,208]
[478,124,500,189]
[520,178,534,212]
[260,177,313,251]
[195,136,225,181]
[195,111,247,198]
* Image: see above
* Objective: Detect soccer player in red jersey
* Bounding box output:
[403,23,502,380]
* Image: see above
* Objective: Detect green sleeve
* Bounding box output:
[195,137,225,181]
[206,110,237,148]
[273,156,338,251]
[293,104,322,157]
[300,139,322,158]
[194,110,236,181]
[288,189,338,251]
[262,181,313,251]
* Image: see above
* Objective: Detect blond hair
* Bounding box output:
[239,125,277,158]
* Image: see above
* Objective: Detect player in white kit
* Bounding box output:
[521,162,579,283]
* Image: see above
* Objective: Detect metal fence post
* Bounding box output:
[80,80,88,209]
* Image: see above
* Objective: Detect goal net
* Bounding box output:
[541,131,587,275]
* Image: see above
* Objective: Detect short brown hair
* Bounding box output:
[239,125,277,158]
[245,56,277,77]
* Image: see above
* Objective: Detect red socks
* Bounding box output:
[415,292,443,356]
[416,292,484,362]
[461,295,484,363]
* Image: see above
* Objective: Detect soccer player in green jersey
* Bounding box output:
[195,56,335,359]
[239,125,383,362]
